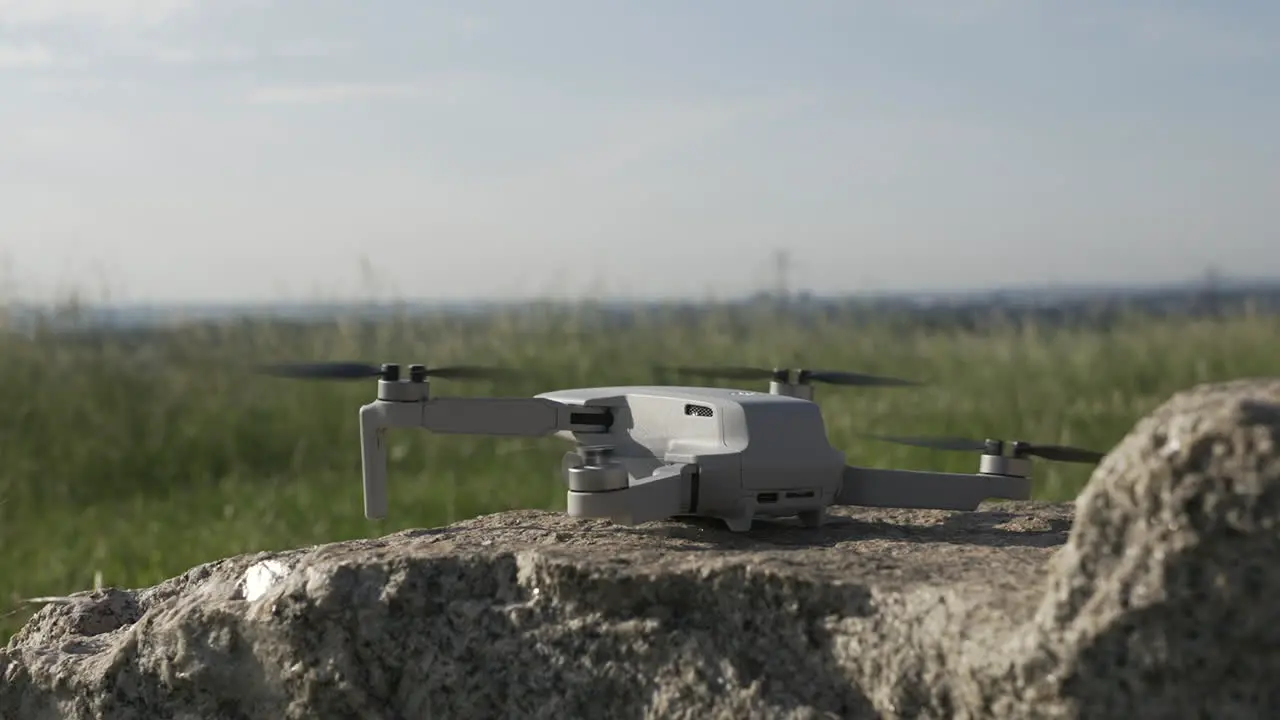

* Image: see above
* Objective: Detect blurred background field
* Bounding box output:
[2,295,1278,639]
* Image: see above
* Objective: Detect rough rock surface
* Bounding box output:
[4,379,1280,720]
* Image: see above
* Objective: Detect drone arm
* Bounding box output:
[359,397,612,520]
[835,465,1031,512]
[419,397,610,436]
[364,396,609,437]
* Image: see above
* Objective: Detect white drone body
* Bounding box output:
[341,363,1073,532]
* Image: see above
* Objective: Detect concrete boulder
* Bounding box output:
[4,378,1280,719]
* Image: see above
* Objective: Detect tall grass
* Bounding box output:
[2,302,1277,639]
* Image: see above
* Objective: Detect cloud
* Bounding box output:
[0,41,94,70]
[22,74,129,92]
[0,41,56,68]
[0,41,273,75]
[246,72,492,105]
[272,38,350,60]
[0,36,341,77]
[130,44,255,64]
[0,0,282,74]
[247,82,424,105]
[0,0,200,29]
[0,1,368,79]
[117,37,346,65]
[485,90,817,209]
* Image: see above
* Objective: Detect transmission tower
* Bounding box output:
[773,249,791,301]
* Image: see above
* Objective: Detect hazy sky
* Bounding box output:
[2,0,1277,304]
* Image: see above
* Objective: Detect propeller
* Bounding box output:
[659,365,920,387]
[863,434,1105,464]
[256,361,517,382]
[796,369,920,387]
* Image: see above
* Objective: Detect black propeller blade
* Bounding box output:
[863,434,1106,464]
[422,365,521,380]
[660,365,920,387]
[256,361,516,381]
[796,369,920,387]
[1012,443,1107,464]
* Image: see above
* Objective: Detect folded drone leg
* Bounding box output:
[567,463,691,526]
[359,400,424,520]
[360,404,389,519]
[836,465,1031,512]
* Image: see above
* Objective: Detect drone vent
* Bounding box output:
[684,404,714,418]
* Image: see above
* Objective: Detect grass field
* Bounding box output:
[2,303,1277,639]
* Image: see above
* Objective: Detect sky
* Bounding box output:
[2,0,1278,304]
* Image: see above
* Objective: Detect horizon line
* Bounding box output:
[4,275,1274,314]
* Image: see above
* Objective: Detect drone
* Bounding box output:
[258,361,1107,532]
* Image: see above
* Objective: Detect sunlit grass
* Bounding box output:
[2,302,1277,639]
